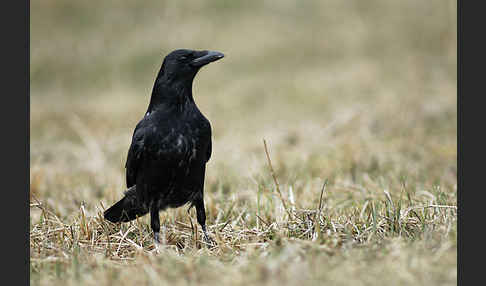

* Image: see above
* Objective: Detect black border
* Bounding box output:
[4,0,29,285]
[459,0,486,285]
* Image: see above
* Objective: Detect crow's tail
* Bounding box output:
[103,186,148,223]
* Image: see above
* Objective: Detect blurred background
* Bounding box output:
[30,0,457,283]
[31,0,456,200]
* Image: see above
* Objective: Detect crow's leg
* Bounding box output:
[194,198,215,246]
[150,201,161,245]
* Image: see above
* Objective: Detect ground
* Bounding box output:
[30,1,457,285]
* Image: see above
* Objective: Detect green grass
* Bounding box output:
[30,0,457,285]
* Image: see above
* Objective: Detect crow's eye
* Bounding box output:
[180,56,188,61]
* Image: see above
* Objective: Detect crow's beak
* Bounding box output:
[190,51,225,67]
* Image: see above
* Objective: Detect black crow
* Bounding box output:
[104,49,224,245]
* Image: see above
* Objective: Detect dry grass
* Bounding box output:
[30,0,457,285]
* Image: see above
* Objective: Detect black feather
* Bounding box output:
[104,186,148,222]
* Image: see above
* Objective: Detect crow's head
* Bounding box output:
[158,49,224,82]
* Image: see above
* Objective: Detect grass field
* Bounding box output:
[30,0,457,285]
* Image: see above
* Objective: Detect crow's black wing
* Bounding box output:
[202,117,212,163]
[125,123,146,188]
